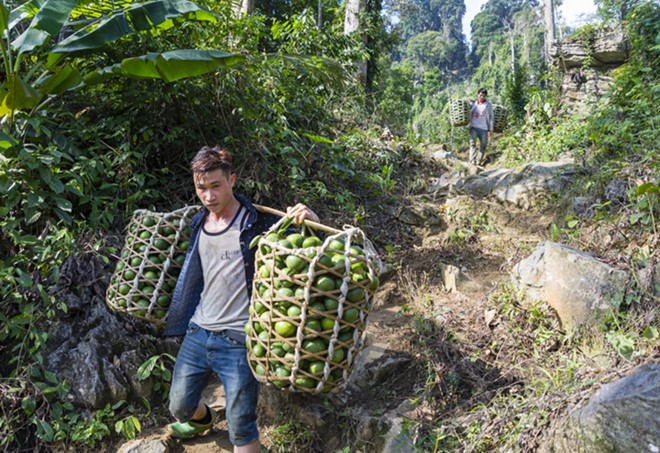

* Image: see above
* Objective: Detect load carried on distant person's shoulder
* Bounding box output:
[447,96,508,132]
[448,97,471,127]
[492,104,508,133]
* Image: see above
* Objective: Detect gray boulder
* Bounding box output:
[542,363,660,452]
[638,263,660,298]
[511,242,628,329]
[398,203,444,226]
[345,343,412,393]
[553,27,628,113]
[44,254,179,409]
[430,161,577,209]
[560,68,615,106]
[574,363,660,450]
[47,339,129,408]
[117,437,169,453]
[551,27,628,68]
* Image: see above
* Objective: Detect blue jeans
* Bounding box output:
[469,127,489,164]
[169,323,259,446]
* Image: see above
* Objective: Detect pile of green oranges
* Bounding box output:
[246,228,380,393]
[106,209,195,324]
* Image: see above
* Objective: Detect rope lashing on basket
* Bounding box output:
[247,207,382,394]
[106,205,199,325]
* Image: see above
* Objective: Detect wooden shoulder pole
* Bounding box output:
[253,204,342,235]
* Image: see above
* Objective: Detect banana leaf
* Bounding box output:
[11,0,77,54]
[84,49,245,84]
[52,0,217,54]
[0,3,9,32]
[37,64,83,95]
[0,74,42,116]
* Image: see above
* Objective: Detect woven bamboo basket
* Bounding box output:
[449,98,471,127]
[245,213,382,394]
[106,206,199,325]
[493,104,508,133]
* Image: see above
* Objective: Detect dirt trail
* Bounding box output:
[143,156,556,452]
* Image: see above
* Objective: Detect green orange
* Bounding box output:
[369,275,380,291]
[157,295,171,307]
[286,233,304,248]
[265,232,281,243]
[321,317,335,331]
[346,287,365,303]
[308,361,325,375]
[331,348,345,363]
[278,239,294,249]
[323,297,339,311]
[174,254,186,266]
[314,276,335,292]
[287,305,302,317]
[154,238,169,251]
[271,344,286,357]
[302,236,322,248]
[144,270,159,281]
[295,377,315,388]
[304,319,322,334]
[274,321,296,337]
[253,301,267,315]
[328,238,345,252]
[342,307,360,323]
[252,343,267,358]
[302,338,326,354]
[254,363,267,376]
[259,264,271,278]
[317,253,333,269]
[310,301,326,315]
[142,216,157,227]
[349,245,364,256]
[154,309,167,319]
[285,254,306,272]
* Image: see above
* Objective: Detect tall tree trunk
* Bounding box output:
[344,0,361,34]
[317,0,322,29]
[523,27,530,66]
[502,18,515,72]
[543,0,555,66]
[234,0,254,16]
[510,29,515,72]
[344,0,367,83]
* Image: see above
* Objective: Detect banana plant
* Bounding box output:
[0,0,245,132]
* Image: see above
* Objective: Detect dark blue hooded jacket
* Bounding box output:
[163,194,279,337]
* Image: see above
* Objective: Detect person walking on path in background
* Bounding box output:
[468,88,494,166]
[163,146,318,452]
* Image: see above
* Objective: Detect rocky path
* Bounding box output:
[117,154,557,453]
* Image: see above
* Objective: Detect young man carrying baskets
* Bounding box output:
[163,146,318,452]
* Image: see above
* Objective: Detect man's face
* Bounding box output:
[478,92,487,102]
[194,169,236,215]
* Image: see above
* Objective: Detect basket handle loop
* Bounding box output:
[254,204,384,275]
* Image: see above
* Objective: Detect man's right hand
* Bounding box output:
[286,204,319,224]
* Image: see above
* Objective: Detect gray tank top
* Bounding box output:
[190,206,250,332]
